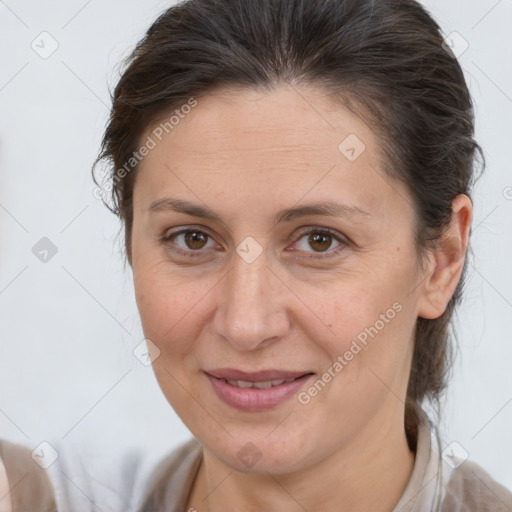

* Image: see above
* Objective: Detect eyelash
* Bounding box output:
[159,227,349,260]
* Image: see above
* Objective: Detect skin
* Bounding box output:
[130,84,472,511]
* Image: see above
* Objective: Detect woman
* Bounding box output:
[1,0,511,510]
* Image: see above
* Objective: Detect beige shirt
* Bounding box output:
[1,414,511,511]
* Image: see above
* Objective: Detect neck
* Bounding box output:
[188,410,416,512]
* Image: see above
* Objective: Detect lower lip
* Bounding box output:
[205,373,314,412]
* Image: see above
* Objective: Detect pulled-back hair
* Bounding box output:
[93,0,483,445]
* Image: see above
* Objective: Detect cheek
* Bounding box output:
[302,255,418,388]
[133,259,215,359]
[133,264,209,411]
[299,276,408,353]
[297,289,415,440]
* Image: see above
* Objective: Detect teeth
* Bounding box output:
[253,380,273,389]
[224,377,297,389]
[227,379,253,388]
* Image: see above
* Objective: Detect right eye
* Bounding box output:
[160,228,217,257]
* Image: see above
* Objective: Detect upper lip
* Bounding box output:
[205,368,313,382]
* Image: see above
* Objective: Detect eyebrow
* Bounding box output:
[148,198,371,225]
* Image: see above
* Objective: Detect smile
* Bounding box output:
[223,377,298,389]
[205,369,314,411]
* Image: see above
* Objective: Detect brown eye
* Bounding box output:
[308,232,333,252]
[292,228,346,258]
[184,230,208,250]
[161,228,215,257]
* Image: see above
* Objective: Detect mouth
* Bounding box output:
[204,368,315,411]
[220,377,300,389]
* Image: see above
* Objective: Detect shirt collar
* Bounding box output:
[392,411,452,512]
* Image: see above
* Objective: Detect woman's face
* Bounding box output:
[131,84,429,474]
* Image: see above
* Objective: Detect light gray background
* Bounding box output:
[1,0,511,490]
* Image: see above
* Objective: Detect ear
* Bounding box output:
[417,194,473,320]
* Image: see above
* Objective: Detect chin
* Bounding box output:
[201,429,316,475]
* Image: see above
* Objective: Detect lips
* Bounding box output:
[224,377,298,389]
[206,368,309,382]
[205,368,314,411]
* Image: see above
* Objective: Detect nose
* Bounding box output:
[212,247,290,352]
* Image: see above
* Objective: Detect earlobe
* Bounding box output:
[417,194,473,320]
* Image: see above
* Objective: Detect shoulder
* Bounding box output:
[0,436,156,512]
[442,459,512,512]
[0,438,57,512]
[136,437,203,511]
[0,451,12,512]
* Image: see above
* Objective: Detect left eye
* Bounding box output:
[293,229,343,255]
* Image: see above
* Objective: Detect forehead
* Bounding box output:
[133,84,406,220]
[140,85,375,162]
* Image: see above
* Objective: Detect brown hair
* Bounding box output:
[93,0,483,445]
